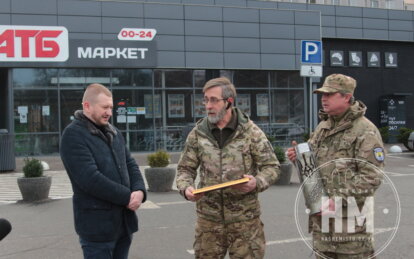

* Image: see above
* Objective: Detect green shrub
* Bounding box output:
[303,131,310,142]
[22,157,43,178]
[274,146,286,164]
[147,150,170,168]
[397,127,414,150]
[266,135,276,146]
[378,126,389,143]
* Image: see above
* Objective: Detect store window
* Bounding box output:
[112,89,154,130]
[154,69,192,88]
[111,69,152,87]
[272,71,304,89]
[14,89,59,133]
[370,0,379,8]
[194,70,207,88]
[385,0,393,9]
[220,70,232,80]
[59,69,111,130]
[153,70,196,151]
[11,68,307,155]
[14,134,60,156]
[233,70,268,88]
[13,68,58,89]
[57,69,111,88]
[60,89,84,130]
[13,69,59,156]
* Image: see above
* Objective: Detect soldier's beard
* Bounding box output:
[207,107,226,124]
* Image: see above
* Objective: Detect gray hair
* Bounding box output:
[339,92,355,104]
[202,77,237,99]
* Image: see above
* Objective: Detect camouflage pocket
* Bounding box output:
[336,135,356,157]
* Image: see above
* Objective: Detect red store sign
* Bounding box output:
[0,25,69,62]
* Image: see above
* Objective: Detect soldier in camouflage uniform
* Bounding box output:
[287,74,384,259]
[176,77,280,259]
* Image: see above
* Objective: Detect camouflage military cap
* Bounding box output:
[314,74,356,94]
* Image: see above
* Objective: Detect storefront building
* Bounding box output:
[1,0,413,156]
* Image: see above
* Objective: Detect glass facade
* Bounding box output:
[12,68,306,156]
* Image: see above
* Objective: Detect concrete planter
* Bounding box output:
[275,163,292,185]
[144,167,176,192]
[17,176,52,202]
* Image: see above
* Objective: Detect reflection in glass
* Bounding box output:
[192,94,205,118]
[14,89,58,133]
[11,68,307,155]
[271,89,304,124]
[58,69,111,87]
[120,131,155,152]
[144,94,162,119]
[13,68,58,88]
[272,71,304,88]
[236,94,251,116]
[272,91,289,123]
[234,70,268,88]
[111,69,152,87]
[194,70,207,88]
[155,69,192,88]
[289,90,305,124]
[256,93,270,117]
[15,133,59,156]
[60,90,84,130]
[168,94,185,118]
[220,70,232,80]
[268,89,306,146]
[112,89,154,130]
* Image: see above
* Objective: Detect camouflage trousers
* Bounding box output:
[314,250,375,259]
[313,232,375,259]
[194,217,265,259]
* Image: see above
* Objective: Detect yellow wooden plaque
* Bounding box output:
[192,177,250,194]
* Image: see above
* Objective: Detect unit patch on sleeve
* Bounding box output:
[373,147,385,162]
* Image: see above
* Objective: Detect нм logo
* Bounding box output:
[321,196,374,233]
[0,25,69,62]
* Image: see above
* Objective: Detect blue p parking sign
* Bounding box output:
[301,40,322,64]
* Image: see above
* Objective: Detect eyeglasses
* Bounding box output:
[202,97,227,105]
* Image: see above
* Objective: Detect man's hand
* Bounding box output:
[287,140,298,162]
[127,190,144,211]
[231,175,256,193]
[185,186,204,202]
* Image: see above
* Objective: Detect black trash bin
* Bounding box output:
[0,129,16,172]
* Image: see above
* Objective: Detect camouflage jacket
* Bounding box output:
[176,107,279,224]
[308,101,385,253]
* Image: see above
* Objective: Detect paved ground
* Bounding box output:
[0,152,183,204]
[1,144,413,258]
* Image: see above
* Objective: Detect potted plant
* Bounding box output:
[17,157,52,202]
[144,150,176,192]
[378,126,389,144]
[274,146,292,185]
[397,127,414,151]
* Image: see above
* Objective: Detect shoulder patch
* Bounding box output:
[373,147,385,162]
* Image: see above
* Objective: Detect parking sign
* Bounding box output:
[301,40,322,64]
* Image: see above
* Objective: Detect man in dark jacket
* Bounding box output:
[60,83,146,259]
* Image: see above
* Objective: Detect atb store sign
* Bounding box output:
[0,25,69,62]
[0,25,157,68]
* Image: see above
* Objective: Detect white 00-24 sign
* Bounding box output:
[118,28,157,41]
